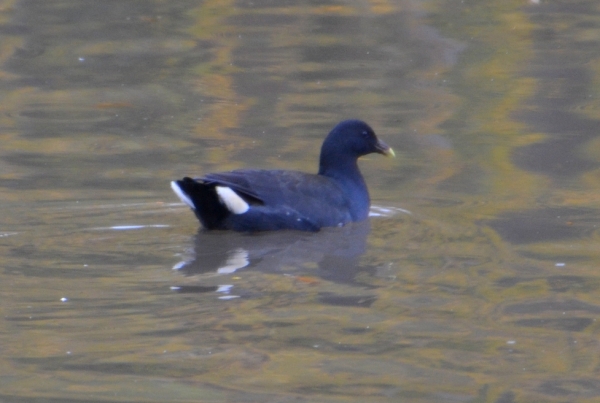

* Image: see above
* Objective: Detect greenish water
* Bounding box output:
[2,0,600,402]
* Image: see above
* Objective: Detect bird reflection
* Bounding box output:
[171,221,375,304]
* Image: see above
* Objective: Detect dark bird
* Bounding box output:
[171,119,394,231]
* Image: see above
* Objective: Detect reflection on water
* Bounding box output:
[174,221,369,276]
[172,221,372,300]
[2,0,600,402]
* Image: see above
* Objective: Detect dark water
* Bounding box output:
[2,0,600,402]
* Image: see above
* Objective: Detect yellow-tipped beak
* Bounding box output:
[376,139,395,158]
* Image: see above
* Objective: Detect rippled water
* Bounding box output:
[2,0,600,402]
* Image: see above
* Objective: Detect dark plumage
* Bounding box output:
[171,119,394,232]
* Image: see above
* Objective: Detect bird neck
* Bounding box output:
[318,150,361,181]
[318,148,371,220]
[319,154,369,202]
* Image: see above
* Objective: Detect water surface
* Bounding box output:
[2,0,600,402]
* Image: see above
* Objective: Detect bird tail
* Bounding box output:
[171,178,229,229]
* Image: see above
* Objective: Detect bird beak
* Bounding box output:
[375,139,396,158]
